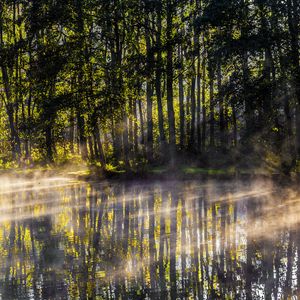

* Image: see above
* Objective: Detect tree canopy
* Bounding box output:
[0,0,299,173]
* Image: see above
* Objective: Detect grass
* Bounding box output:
[182,167,229,175]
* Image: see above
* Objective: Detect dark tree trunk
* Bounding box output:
[166,0,176,163]
[133,96,139,157]
[45,122,53,162]
[138,97,145,148]
[201,51,207,151]
[178,45,185,149]
[93,125,106,168]
[77,111,88,160]
[209,64,215,148]
[87,136,94,160]
[232,101,238,147]
[128,98,134,158]
[189,75,196,150]
[156,4,166,153]
[70,109,75,155]
[218,63,225,148]
[146,81,153,161]
[196,56,201,152]
[145,14,154,161]
[287,0,300,157]
[122,109,130,167]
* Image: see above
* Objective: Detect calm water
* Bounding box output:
[0,177,299,299]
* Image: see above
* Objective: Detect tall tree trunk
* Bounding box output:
[218,63,225,148]
[259,5,273,132]
[128,98,134,158]
[133,95,139,157]
[93,124,106,168]
[145,14,154,161]
[166,0,176,163]
[138,96,146,151]
[122,109,130,167]
[242,0,253,142]
[209,64,215,148]
[146,81,153,161]
[45,120,53,162]
[190,9,200,151]
[77,111,88,160]
[287,0,300,158]
[156,4,166,153]
[178,45,185,149]
[201,47,207,151]
[0,16,21,161]
[196,56,201,152]
[190,75,196,150]
[88,136,94,160]
[232,100,238,147]
[75,0,88,161]
[70,109,75,155]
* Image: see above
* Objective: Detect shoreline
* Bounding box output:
[0,164,298,187]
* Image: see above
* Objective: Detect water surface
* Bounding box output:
[0,178,299,299]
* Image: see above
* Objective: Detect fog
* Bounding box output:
[0,176,298,299]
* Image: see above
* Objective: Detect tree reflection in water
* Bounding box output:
[0,179,299,299]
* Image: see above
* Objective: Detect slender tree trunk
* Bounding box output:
[45,121,54,162]
[77,111,88,160]
[146,81,153,161]
[133,96,139,157]
[75,0,88,161]
[122,109,130,167]
[201,49,207,151]
[196,56,201,152]
[186,82,191,141]
[287,0,300,158]
[166,0,176,163]
[209,64,215,148]
[218,63,225,148]
[156,5,166,153]
[88,136,94,160]
[275,6,296,168]
[70,109,75,155]
[128,98,134,158]
[0,60,21,160]
[232,100,238,147]
[138,97,145,147]
[145,14,154,161]
[242,1,253,141]
[93,124,106,167]
[190,75,196,150]
[178,45,185,149]
[190,11,200,152]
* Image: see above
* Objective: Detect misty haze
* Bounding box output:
[0,0,299,299]
[0,177,299,299]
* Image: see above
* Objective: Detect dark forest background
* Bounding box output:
[0,0,299,174]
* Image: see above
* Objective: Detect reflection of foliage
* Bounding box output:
[0,181,298,298]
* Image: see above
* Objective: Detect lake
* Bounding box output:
[0,177,299,299]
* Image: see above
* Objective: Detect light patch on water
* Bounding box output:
[0,177,298,299]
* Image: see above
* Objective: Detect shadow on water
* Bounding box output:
[0,178,299,299]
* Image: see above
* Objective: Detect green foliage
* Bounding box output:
[0,0,298,174]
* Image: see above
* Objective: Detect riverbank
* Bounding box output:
[0,162,297,187]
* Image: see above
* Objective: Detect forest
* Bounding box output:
[0,0,299,175]
[1,2,300,298]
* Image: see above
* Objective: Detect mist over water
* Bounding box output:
[0,177,299,299]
